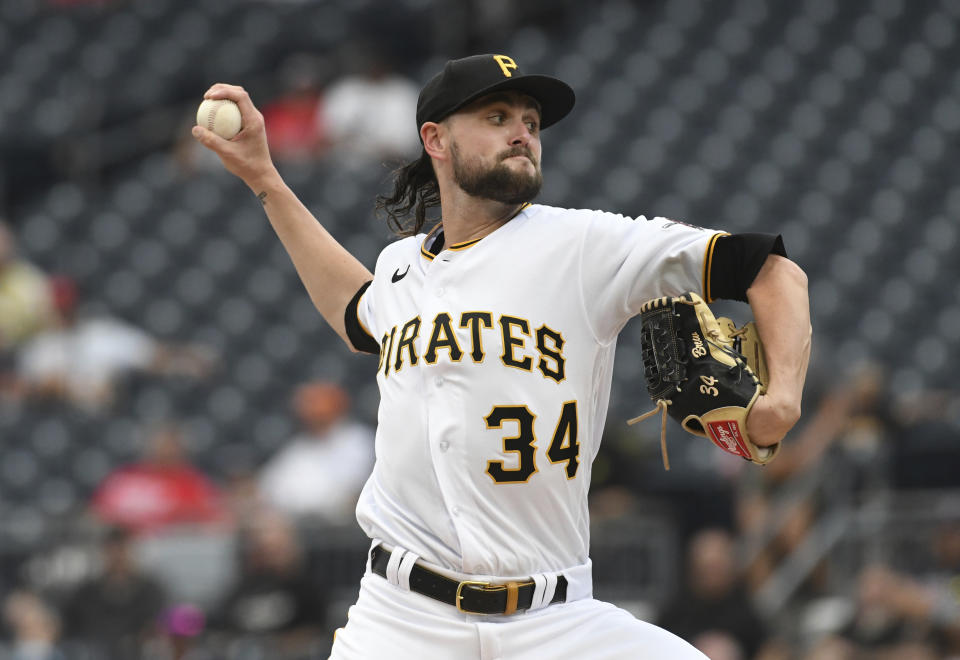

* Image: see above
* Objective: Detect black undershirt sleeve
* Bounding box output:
[344,280,380,354]
[707,233,787,302]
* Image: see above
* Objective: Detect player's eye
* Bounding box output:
[525,120,539,133]
[488,113,505,124]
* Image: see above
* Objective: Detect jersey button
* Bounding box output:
[451,506,461,517]
[439,440,450,452]
[436,287,445,296]
[435,376,444,387]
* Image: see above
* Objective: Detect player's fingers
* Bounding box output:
[191,124,231,150]
[203,82,245,100]
[203,83,263,131]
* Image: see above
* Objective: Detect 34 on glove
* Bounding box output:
[628,292,779,469]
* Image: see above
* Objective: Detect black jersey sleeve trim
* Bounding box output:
[345,280,380,354]
[707,233,787,302]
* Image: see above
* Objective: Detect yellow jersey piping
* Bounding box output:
[419,203,531,259]
[702,232,727,303]
[420,224,442,261]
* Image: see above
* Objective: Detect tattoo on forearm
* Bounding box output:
[257,191,267,206]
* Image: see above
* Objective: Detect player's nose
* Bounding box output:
[508,119,535,146]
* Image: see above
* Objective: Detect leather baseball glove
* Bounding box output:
[628,292,779,469]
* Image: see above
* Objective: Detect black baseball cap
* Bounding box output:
[416,54,576,132]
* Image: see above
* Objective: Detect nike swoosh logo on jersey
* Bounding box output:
[392,265,410,283]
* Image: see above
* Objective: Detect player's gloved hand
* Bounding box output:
[191,84,277,188]
[628,292,781,469]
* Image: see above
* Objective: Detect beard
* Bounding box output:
[450,142,542,204]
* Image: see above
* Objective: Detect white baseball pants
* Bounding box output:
[328,571,708,659]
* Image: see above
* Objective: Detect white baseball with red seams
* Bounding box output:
[196,98,242,139]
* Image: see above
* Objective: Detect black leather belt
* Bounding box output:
[370,544,568,615]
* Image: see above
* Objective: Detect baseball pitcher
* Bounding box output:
[192,54,811,659]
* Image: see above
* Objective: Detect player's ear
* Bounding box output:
[421,122,447,161]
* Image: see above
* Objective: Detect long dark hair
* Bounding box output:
[375,150,440,237]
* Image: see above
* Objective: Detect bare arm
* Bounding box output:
[745,254,812,447]
[191,84,373,348]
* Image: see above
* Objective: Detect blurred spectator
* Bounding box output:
[736,363,897,594]
[754,638,793,660]
[658,528,768,659]
[222,468,265,526]
[59,526,166,659]
[737,361,960,601]
[261,53,329,163]
[842,563,926,649]
[212,510,326,651]
[258,382,374,524]
[1,590,65,660]
[90,423,231,535]
[320,45,420,167]
[147,603,208,660]
[800,636,857,660]
[0,221,54,358]
[691,630,745,660]
[838,524,960,656]
[15,276,216,412]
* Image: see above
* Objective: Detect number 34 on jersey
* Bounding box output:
[484,400,580,484]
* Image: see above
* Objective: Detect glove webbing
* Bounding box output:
[629,301,752,471]
[627,399,672,470]
[629,328,750,472]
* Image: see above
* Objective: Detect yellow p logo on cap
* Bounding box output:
[493,55,518,77]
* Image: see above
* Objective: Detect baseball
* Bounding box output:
[196,98,242,139]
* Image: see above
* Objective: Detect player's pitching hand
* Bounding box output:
[192,84,276,188]
[745,390,801,448]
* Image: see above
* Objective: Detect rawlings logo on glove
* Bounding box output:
[628,292,779,469]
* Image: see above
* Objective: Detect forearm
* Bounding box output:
[747,255,812,414]
[191,84,373,349]
[251,171,373,345]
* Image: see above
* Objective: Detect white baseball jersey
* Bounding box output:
[349,203,723,579]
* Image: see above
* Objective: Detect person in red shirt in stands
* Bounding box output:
[260,54,328,163]
[91,423,230,534]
